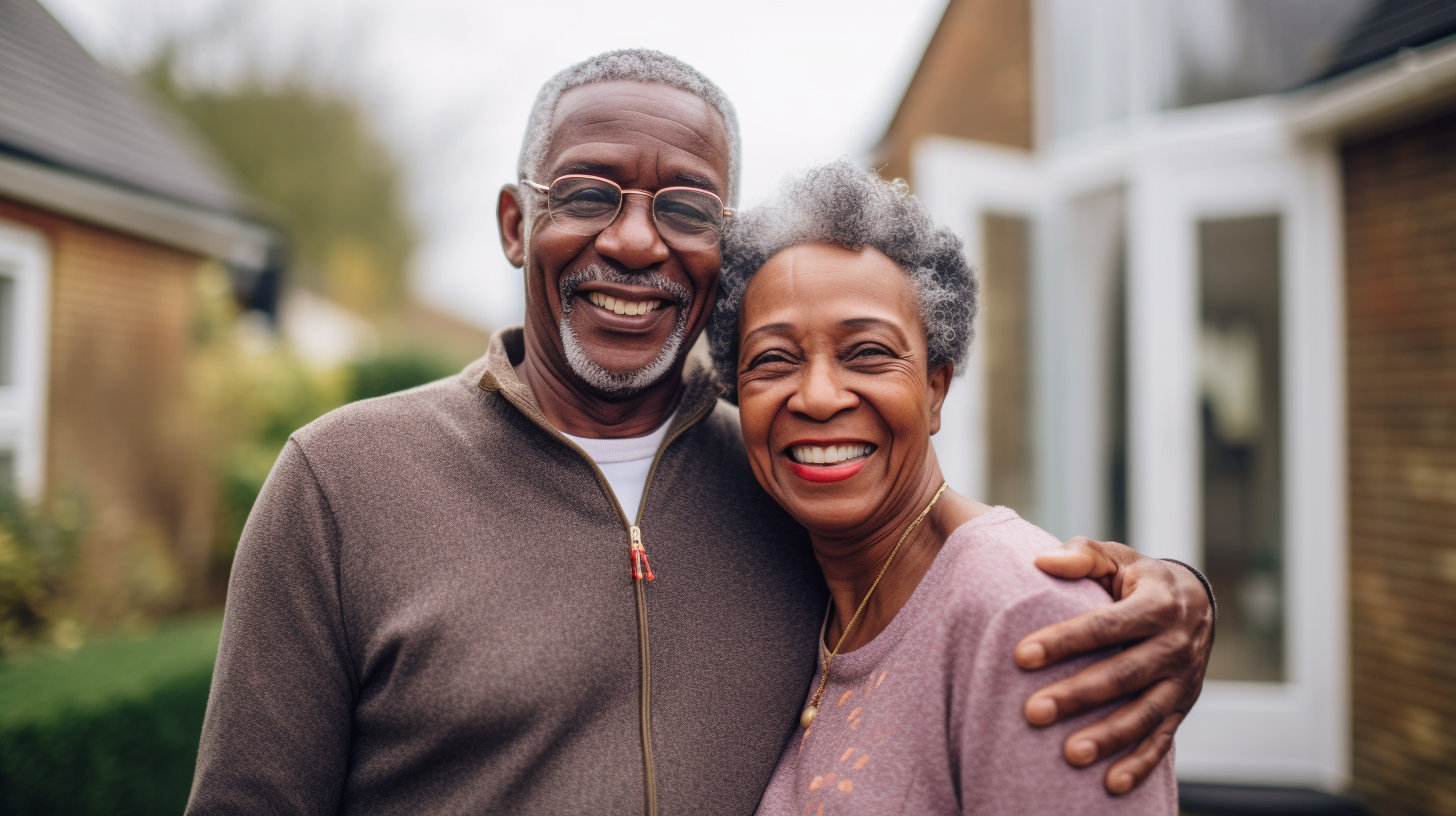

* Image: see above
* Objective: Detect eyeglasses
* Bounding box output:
[521,174,733,252]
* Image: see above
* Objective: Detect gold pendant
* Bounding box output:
[801,705,818,728]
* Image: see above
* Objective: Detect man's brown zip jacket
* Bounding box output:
[186,327,826,816]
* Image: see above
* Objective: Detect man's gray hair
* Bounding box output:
[708,158,978,390]
[517,49,742,205]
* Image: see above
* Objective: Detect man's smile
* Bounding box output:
[586,291,665,316]
[561,270,693,340]
[571,287,675,334]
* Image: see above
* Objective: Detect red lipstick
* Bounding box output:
[783,439,875,483]
[787,458,869,483]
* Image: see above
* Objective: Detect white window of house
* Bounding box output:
[0,218,51,498]
[914,78,1346,789]
[909,139,1048,514]
[1127,130,1347,789]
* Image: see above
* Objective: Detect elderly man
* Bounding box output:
[188,50,1212,815]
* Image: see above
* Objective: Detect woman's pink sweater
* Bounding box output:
[755,507,1178,816]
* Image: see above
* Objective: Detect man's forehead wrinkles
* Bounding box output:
[545,84,730,191]
[551,140,719,181]
[548,133,726,194]
[567,117,721,158]
[555,112,727,166]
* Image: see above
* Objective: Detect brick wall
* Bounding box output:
[875,0,1033,184]
[0,196,214,615]
[1342,106,1456,816]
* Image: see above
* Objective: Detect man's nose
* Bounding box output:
[787,358,859,421]
[594,194,670,269]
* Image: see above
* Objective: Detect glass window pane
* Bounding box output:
[1199,215,1284,682]
[0,274,14,387]
[984,213,1035,517]
[1107,238,1129,546]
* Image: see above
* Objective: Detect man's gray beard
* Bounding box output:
[558,266,694,398]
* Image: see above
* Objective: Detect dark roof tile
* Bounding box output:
[1322,0,1456,78]
[0,0,247,215]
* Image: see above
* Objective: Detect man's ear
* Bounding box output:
[927,363,953,436]
[498,185,526,268]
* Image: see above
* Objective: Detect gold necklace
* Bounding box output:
[801,481,950,728]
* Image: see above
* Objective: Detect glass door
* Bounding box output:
[1127,133,1347,789]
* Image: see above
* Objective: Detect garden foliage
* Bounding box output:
[0,615,222,815]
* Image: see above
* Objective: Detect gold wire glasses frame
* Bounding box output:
[520,174,734,251]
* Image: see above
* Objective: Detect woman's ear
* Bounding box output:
[927,363,953,435]
[498,185,526,268]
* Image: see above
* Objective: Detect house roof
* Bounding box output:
[0,0,247,217]
[872,0,1034,182]
[1321,0,1456,79]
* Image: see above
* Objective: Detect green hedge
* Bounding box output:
[0,615,222,815]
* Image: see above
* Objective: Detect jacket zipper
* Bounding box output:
[622,403,711,816]
[630,529,656,816]
[497,382,714,816]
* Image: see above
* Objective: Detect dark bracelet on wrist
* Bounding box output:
[1161,559,1217,637]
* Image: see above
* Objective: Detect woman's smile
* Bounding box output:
[784,440,878,482]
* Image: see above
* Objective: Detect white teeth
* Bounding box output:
[789,444,874,465]
[586,291,662,316]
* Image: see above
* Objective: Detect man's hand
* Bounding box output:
[1016,537,1214,795]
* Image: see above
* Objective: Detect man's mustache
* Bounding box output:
[559,265,693,314]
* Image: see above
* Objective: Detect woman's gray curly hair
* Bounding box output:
[708,158,978,391]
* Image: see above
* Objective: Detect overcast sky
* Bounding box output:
[42,0,948,329]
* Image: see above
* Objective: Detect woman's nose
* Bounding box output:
[594,195,670,268]
[787,359,858,420]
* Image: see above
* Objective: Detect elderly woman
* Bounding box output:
[708,160,1177,815]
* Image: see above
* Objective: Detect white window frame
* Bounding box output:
[911,139,1049,507]
[0,218,52,499]
[912,100,1348,790]
[1127,119,1348,791]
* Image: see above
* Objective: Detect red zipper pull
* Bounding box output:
[630,525,655,582]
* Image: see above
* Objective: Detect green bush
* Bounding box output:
[346,348,459,403]
[204,347,457,572]
[0,614,222,815]
[0,490,84,657]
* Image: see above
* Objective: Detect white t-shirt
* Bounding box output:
[561,415,674,523]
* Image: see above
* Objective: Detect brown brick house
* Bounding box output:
[874,0,1456,813]
[1325,43,1456,816]
[0,0,273,610]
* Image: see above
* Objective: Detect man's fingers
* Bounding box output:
[1014,596,1165,670]
[1104,706,1182,794]
[1034,537,1123,582]
[1033,548,1099,580]
[1023,639,1171,725]
[1058,679,1183,777]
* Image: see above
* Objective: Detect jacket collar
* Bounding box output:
[476,327,725,442]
